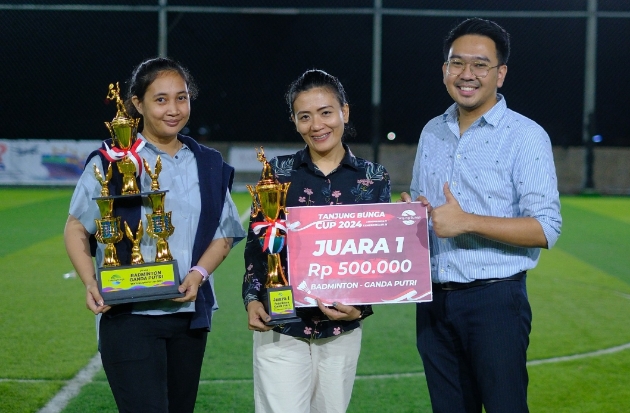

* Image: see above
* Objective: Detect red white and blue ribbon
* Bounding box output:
[251,218,287,254]
[99,138,146,177]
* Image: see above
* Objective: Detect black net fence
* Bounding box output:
[1,0,629,147]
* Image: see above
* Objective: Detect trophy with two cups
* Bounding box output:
[247,148,300,325]
[93,82,183,304]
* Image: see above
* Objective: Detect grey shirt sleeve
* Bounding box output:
[212,189,247,246]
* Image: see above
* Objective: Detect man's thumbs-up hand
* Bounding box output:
[431,182,468,238]
[442,181,457,204]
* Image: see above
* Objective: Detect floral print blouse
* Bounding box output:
[242,144,391,339]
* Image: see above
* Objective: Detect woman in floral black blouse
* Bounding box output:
[242,69,391,413]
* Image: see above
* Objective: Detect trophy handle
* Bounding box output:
[155,238,174,262]
[279,182,291,217]
[104,122,117,143]
[143,156,162,192]
[246,184,261,218]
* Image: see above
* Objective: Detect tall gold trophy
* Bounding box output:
[104,82,141,195]
[247,147,300,325]
[93,83,183,305]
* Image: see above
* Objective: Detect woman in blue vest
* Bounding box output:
[64,57,245,412]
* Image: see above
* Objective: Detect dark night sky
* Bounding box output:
[1,0,629,147]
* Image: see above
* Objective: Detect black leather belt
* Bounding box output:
[433,271,526,291]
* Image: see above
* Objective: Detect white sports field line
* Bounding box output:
[28,207,630,411]
[32,341,630,412]
[37,355,102,413]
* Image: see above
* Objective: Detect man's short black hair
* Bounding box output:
[443,18,511,65]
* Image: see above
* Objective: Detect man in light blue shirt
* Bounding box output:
[402,18,561,413]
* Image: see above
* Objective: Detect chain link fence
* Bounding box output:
[1,1,629,147]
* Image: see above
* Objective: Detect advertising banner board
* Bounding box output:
[0,139,99,185]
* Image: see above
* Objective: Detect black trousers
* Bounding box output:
[416,276,532,413]
[100,312,208,413]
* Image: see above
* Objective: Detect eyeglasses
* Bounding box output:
[445,59,500,79]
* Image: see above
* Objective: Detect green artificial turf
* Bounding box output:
[561,196,630,224]
[554,201,630,284]
[0,188,74,257]
[61,380,116,413]
[1,189,630,413]
[0,381,66,413]
[0,235,96,379]
[194,381,256,413]
[349,376,432,412]
[529,247,630,359]
[529,350,630,412]
[0,188,73,211]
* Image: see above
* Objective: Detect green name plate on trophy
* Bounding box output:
[266,286,299,325]
[98,260,183,305]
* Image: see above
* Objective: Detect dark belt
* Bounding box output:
[433,271,526,291]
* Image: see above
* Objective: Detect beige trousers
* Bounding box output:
[253,325,363,413]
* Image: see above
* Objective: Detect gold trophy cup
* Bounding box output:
[104,82,141,195]
[93,164,123,267]
[144,156,175,262]
[146,192,175,262]
[247,147,299,325]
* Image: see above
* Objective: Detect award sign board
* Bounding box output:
[98,260,182,305]
[286,202,431,307]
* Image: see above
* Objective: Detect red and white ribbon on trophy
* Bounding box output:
[251,218,287,254]
[99,138,146,176]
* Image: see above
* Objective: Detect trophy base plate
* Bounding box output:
[98,260,184,305]
[101,289,184,305]
[265,315,302,326]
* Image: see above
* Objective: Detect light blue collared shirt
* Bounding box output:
[69,135,245,315]
[410,95,562,283]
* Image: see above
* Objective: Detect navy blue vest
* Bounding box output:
[85,134,234,330]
